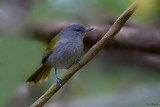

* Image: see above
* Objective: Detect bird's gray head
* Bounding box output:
[59,24,94,39]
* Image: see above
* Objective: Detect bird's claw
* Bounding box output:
[75,59,80,64]
[55,77,62,87]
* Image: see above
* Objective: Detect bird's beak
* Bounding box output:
[85,28,94,32]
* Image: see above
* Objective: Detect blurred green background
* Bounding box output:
[0,0,160,107]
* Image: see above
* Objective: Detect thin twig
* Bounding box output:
[31,0,141,106]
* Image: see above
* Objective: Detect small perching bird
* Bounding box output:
[26,24,94,86]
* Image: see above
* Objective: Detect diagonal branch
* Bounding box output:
[31,0,142,106]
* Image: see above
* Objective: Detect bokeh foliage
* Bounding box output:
[1,0,160,106]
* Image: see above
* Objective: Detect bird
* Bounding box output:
[26,24,94,86]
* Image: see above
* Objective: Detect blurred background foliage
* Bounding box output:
[30,0,160,23]
[0,0,160,107]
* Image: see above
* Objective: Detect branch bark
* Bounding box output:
[31,0,142,106]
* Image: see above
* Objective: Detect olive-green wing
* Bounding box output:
[45,36,59,53]
[41,36,59,64]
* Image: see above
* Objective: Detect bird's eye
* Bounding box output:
[75,28,80,32]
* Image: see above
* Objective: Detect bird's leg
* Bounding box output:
[54,68,62,87]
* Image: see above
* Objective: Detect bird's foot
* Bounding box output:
[75,59,80,64]
[55,76,62,87]
[67,59,80,69]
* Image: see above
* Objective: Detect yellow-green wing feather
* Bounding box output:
[41,36,59,64]
[45,36,59,53]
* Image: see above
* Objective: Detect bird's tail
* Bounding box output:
[26,65,52,84]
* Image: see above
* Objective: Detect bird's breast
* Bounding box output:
[47,39,84,68]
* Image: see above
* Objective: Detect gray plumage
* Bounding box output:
[46,37,84,68]
[26,24,93,86]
